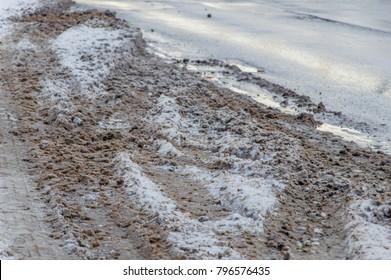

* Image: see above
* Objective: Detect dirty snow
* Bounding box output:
[50,23,126,97]
[149,94,300,178]
[177,166,283,227]
[151,94,185,146]
[0,0,38,19]
[0,0,38,39]
[16,37,37,51]
[0,0,40,260]
[150,94,287,163]
[155,140,183,157]
[347,199,391,259]
[1,0,389,260]
[116,153,242,259]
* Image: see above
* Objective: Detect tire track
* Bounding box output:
[0,88,66,259]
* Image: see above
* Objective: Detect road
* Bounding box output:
[77,0,391,153]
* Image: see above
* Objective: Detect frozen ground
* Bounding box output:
[0,0,390,259]
[0,0,68,259]
[77,0,391,154]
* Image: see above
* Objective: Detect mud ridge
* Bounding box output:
[0,1,390,259]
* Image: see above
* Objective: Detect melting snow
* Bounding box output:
[0,0,38,19]
[155,139,183,157]
[50,24,126,97]
[116,153,242,259]
[176,166,283,228]
[347,199,391,259]
[151,95,184,146]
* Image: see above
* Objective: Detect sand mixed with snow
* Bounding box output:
[0,0,390,259]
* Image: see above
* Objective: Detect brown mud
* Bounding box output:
[0,0,390,259]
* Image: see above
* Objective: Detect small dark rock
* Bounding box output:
[198,216,209,222]
[383,207,391,218]
[316,102,326,112]
[207,13,212,18]
[104,10,116,17]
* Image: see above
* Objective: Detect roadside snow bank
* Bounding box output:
[347,199,391,259]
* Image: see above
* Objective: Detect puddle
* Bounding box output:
[186,61,391,153]
[221,80,296,114]
[186,62,296,114]
[186,62,391,154]
[145,46,390,154]
[317,123,373,147]
[317,123,391,153]
[225,59,260,73]
[77,0,391,156]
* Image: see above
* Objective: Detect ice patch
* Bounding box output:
[317,123,373,149]
[347,199,391,259]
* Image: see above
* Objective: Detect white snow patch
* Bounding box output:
[16,38,36,50]
[0,0,39,40]
[176,166,283,230]
[151,95,184,146]
[150,95,299,169]
[347,199,391,259]
[51,24,126,97]
[156,139,183,157]
[0,0,38,20]
[41,77,74,102]
[0,23,11,40]
[115,153,241,259]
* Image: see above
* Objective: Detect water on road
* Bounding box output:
[77,0,391,153]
